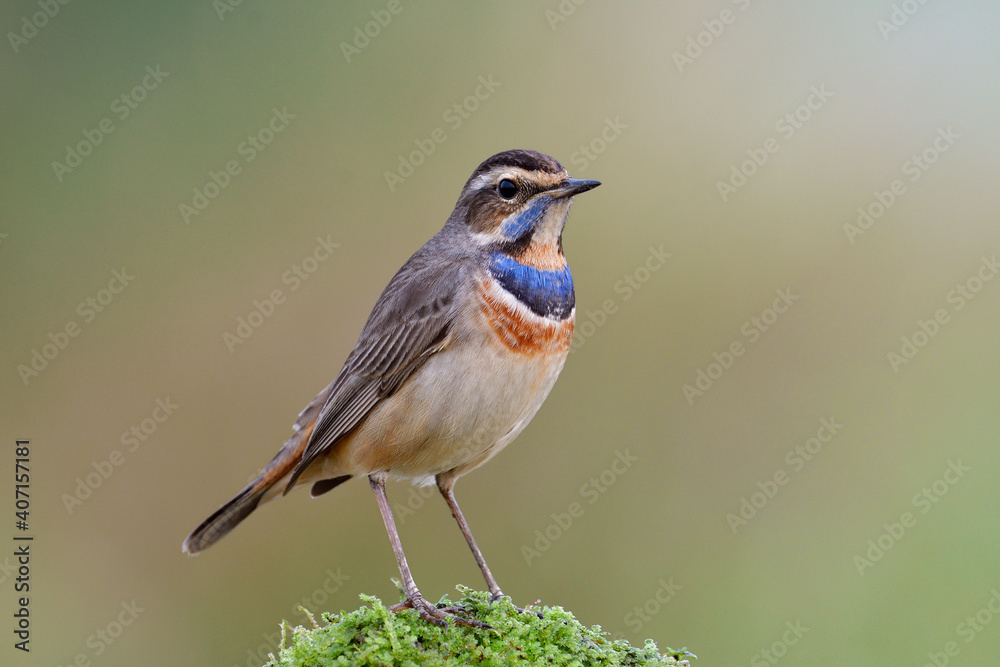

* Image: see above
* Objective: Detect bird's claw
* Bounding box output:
[390,595,490,629]
[489,591,544,619]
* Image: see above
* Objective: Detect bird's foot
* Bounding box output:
[488,591,544,619]
[389,594,490,629]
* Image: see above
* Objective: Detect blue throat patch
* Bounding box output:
[488,252,575,320]
[499,197,550,239]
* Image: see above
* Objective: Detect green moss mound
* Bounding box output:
[265,587,694,667]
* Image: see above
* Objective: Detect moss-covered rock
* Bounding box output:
[265,587,693,667]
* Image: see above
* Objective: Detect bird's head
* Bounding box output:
[452,149,600,253]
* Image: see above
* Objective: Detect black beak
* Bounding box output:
[549,178,602,199]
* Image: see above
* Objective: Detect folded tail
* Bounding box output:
[182,383,347,555]
[182,482,267,554]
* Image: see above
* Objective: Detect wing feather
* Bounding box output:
[283,255,463,491]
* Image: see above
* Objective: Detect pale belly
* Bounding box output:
[322,280,574,483]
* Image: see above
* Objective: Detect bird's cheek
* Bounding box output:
[498,198,550,241]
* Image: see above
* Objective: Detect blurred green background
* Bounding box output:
[3,2,1000,665]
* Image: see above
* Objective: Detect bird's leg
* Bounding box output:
[437,475,543,618]
[369,473,487,628]
[436,476,503,600]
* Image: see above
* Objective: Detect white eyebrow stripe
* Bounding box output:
[470,173,494,190]
[470,166,559,192]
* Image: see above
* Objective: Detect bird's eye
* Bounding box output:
[497,179,518,199]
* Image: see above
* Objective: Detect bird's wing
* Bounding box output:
[284,256,465,491]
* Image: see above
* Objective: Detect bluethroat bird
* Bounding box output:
[183,149,600,626]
